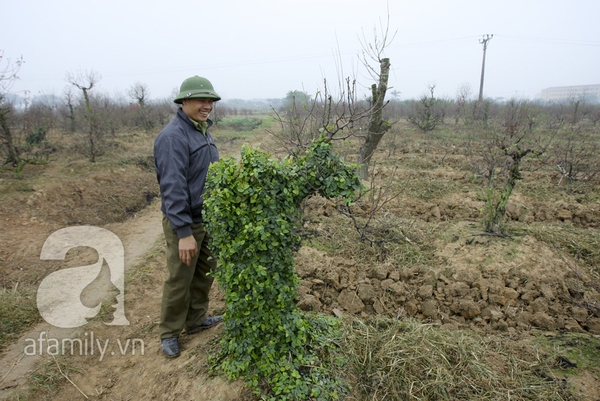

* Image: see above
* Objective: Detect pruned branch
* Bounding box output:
[337,166,409,259]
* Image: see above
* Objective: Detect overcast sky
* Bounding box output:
[2,0,599,103]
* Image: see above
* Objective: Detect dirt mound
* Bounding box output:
[393,189,600,228]
[294,229,600,335]
[0,165,158,287]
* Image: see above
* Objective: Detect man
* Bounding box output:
[153,75,223,358]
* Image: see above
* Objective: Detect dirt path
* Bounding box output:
[0,202,164,399]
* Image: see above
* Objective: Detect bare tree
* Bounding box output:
[476,100,552,235]
[454,83,476,125]
[23,94,57,147]
[0,51,24,166]
[337,166,407,260]
[501,98,537,135]
[356,19,394,180]
[553,124,600,185]
[266,15,394,184]
[62,87,77,133]
[483,138,538,235]
[127,81,150,107]
[209,101,227,126]
[66,69,104,161]
[127,81,154,132]
[269,89,325,153]
[268,80,374,156]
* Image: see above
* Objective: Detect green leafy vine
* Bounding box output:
[203,136,362,399]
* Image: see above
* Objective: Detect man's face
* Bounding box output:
[181,98,214,122]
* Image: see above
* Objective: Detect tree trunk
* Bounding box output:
[484,148,530,234]
[358,58,391,180]
[0,106,19,165]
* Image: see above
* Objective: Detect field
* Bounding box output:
[1,108,600,400]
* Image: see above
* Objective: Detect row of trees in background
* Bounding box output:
[2,49,598,169]
[276,86,600,136]
[0,59,275,167]
[2,72,598,164]
[271,80,599,237]
[402,83,600,132]
[2,48,599,238]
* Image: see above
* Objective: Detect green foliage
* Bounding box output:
[203,136,361,399]
[483,145,534,235]
[220,117,263,132]
[536,332,600,374]
[406,85,445,132]
[26,127,46,145]
[8,153,49,179]
[482,186,504,234]
[283,90,313,110]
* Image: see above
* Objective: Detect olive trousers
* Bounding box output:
[159,217,216,339]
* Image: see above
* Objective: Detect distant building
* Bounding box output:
[540,84,600,103]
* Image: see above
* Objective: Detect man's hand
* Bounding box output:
[178,235,198,266]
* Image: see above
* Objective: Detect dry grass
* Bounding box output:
[0,285,40,351]
[335,317,571,401]
[6,356,81,401]
[302,206,437,267]
[519,223,600,276]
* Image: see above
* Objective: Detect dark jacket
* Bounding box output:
[154,108,219,238]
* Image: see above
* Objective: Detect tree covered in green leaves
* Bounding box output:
[203,136,362,399]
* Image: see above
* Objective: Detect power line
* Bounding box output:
[392,36,481,49]
[389,34,600,49]
[495,34,600,47]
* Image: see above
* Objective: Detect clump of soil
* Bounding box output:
[294,224,600,336]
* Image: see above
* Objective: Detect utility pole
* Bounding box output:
[478,34,493,102]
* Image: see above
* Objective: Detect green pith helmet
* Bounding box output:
[173,75,221,104]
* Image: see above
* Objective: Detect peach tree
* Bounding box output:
[202,136,361,399]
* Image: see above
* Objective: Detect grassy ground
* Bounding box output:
[1,115,600,400]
